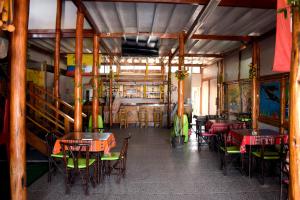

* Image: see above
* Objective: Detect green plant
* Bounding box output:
[175,69,188,80]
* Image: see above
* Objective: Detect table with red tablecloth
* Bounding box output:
[228,129,288,153]
[208,120,246,135]
[53,132,116,155]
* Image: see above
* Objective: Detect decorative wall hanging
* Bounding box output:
[0,0,15,32]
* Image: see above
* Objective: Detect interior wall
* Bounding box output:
[224,52,239,81]
[259,34,276,76]
[28,49,67,69]
[46,72,74,103]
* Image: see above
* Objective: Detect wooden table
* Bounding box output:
[208,120,245,134]
[228,128,288,177]
[53,132,116,184]
[53,132,116,155]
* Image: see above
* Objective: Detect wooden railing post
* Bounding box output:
[74,9,84,132]
[64,118,70,134]
[177,32,185,117]
[9,0,29,199]
[289,8,300,200]
[92,34,99,130]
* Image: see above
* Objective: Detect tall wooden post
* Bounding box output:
[219,60,224,114]
[177,32,185,117]
[251,41,260,131]
[74,9,84,132]
[54,0,62,108]
[109,56,113,127]
[9,0,29,199]
[280,78,286,135]
[200,68,203,115]
[92,34,99,130]
[289,8,300,200]
[167,54,172,127]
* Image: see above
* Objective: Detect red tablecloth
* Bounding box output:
[208,120,245,135]
[229,129,288,153]
[53,132,116,154]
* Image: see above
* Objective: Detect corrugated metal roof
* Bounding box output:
[28,1,276,61]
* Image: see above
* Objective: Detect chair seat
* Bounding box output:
[51,152,68,158]
[101,152,121,161]
[220,146,241,154]
[67,158,96,169]
[252,151,280,159]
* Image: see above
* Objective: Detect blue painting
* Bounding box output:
[259,81,281,120]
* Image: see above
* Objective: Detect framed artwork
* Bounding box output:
[259,80,281,121]
[227,83,240,113]
[240,82,252,113]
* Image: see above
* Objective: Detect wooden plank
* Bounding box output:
[81,0,276,9]
[92,34,99,130]
[289,8,300,200]
[74,10,84,132]
[9,0,29,199]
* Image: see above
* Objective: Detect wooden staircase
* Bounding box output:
[25,82,87,156]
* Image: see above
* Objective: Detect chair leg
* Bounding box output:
[48,158,52,183]
[223,154,227,176]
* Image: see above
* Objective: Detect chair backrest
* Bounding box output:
[45,133,58,156]
[119,135,131,159]
[60,141,91,170]
[229,122,246,130]
[215,131,227,149]
[88,115,103,132]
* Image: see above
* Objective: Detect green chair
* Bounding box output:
[45,133,68,183]
[88,115,104,132]
[182,114,189,143]
[216,131,242,175]
[101,135,131,183]
[60,142,96,195]
[251,138,282,185]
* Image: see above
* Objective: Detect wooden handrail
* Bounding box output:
[26,116,51,133]
[26,103,65,130]
[29,91,74,123]
[28,82,87,118]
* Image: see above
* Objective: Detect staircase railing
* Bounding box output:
[28,82,87,118]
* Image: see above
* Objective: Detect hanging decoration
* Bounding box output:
[249,63,257,79]
[175,69,188,80]
[0,0,15,32]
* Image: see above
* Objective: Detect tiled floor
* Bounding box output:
[28,128,282,200]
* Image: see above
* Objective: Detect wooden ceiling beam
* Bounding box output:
[80,0,276,9]
[28,29,251,42]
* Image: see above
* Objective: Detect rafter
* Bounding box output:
[28,29,252,41]
[71,0,115,57]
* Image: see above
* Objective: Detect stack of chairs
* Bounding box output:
[138,108,148,128]
[153,107,162,128]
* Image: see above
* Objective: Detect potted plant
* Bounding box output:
[171,115,185,148]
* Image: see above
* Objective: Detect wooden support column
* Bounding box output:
[9,0,29,199]
[54,0,62,107]
[109,56,113,127]
[92,34,99,130]
[74,9,84,132]
[177,32,185,117]
[219,60,224,114]
[289,8,300,200]
[167,54,172,127]
[280,78,286,135]
[200,68,203,115]
[251,41,260,131]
